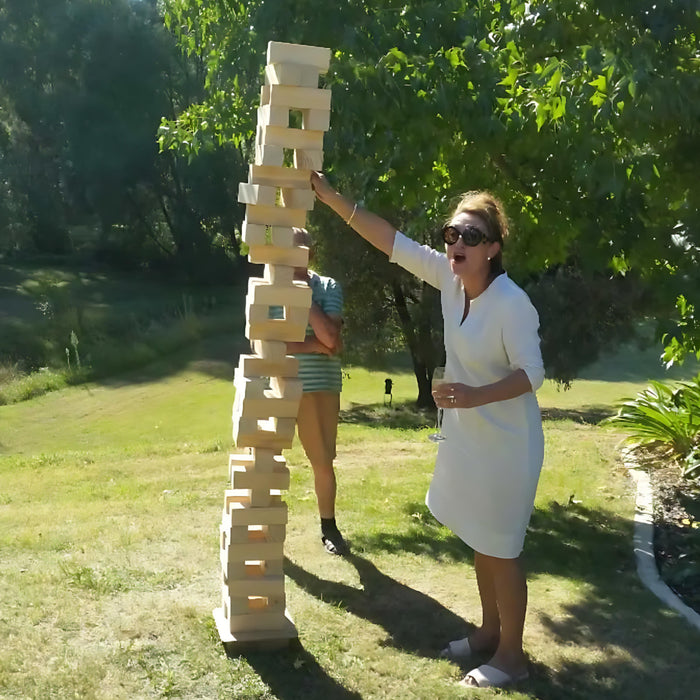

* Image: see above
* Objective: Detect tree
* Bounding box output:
[0,0,247,280]
[161,0,700,401]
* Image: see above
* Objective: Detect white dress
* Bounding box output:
[391,232,545,558]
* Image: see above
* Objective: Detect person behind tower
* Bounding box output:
[286,227,347,555]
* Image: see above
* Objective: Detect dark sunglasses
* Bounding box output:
[442,224,489,247]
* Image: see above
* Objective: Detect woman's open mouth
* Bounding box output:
[452,252,466,264]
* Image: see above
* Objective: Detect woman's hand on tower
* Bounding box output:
[310,171,336,204]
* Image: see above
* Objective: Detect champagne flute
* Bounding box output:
[428,367,449,442]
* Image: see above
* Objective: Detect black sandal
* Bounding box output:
[321,531,349,555]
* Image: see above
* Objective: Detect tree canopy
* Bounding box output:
[161,0,699,400]
[0,0,246,280]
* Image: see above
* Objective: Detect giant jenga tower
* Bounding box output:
[213,41,332,649]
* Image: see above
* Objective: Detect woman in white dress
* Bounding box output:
[311,172,545,690]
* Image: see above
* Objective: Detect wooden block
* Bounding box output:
[270,227,296,247]
[225,540,284,560]
[220,556,253,582]
[248,244,310,267]
[246,321,308,343]
[233,371,301,419]
[258,125,324,152]
[266,41,331,72]
[245,299,310,342]
[237,396,301,420]
[233,370,268,399]
[263,524,287,543]
[213,606,297,648]
[225,525,254,545]
[226,596,257,616]
[226,608,291,634]
[264,85,332,112]
[255,125,265,146]
[225,501,289,527]
[301,108,331,131]
[294,150,323,171]
[249,595,286,614]
[249,164,311,190]
[286,307,311,326]
[272,418,297,441]
[231,466,291,491]
[242,220,268,246]
[254,144,284,167]
[246,300,282,324]
[238,354,299,378]
[249,490,274,507]
[265,558,284,577]
[269,376,303,403]
[252,339,287,360]
[230,450,285,476]
[233,416,296,449]
[280,187,315,211]
[245,203,307,228]
[223,488,282,511]
[224,556,283,578]
[258,104,289,128]
[264,264,295,286]
[265,63,320,88]
[238,183,277,206]
[226,593,286,617]
[226,575,285,597]
[242,222,298,249]
[248,278,312,307]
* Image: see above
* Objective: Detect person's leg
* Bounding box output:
[464,553,528,684]
[296,392,346,552]
[297,391,339,517]
[470,551,501,651]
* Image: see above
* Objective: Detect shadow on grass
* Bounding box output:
[340,400,435,431]
[97,332,244,387]
[339,402,614,430]
[540,405,614,425]
[346,500,700,698]
[285,553,472,657]
[239,644,363,700]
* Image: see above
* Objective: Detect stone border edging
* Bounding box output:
[625,460,700,632]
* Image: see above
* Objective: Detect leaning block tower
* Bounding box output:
[213,41,332,650]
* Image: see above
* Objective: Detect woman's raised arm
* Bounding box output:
[310,171,396,257]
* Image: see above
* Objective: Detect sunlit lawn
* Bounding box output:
[1,336,699,699]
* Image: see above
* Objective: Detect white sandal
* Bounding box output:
[460,663,529,688]
[439,637,472,659]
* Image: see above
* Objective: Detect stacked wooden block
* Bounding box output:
[213,41,332,648]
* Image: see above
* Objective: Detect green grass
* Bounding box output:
[1,334,700,699]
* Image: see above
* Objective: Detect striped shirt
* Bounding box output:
[269,271,343,393]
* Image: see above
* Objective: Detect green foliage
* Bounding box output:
[0,0,247,280]
[605,376,700,478]
[661,293,700,368]
[159,0,700,393]
[524,265,647,387]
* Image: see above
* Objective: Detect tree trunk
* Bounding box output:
[391,280,442,408]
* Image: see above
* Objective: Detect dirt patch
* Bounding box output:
[649,463,700,614]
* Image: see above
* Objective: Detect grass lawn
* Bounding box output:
[1,334,699,699]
